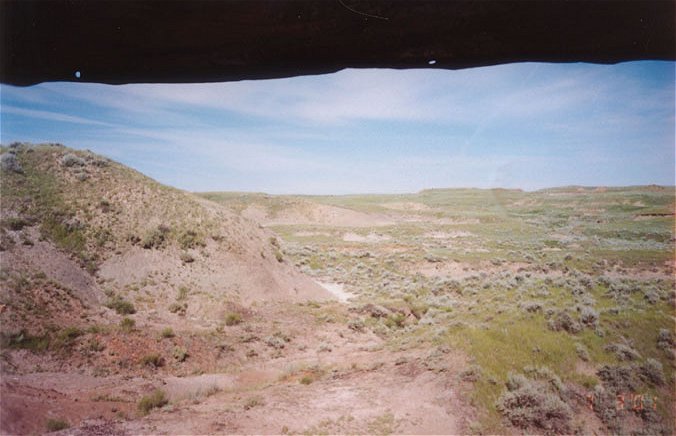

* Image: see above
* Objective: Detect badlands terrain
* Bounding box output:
[0,143,674,435]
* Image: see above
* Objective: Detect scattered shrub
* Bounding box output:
[3,217,28,231]
[459,365,482,382]
[274,249,284,263]
[644,289,660,305]
[597,364,640,393]
[521,301,542,313]
[225,312,242,326]
[141,353,164,368]
[361,303,389,318]
[590,385,620,431]
[243,396,264,410]
[45,418,69,432]
[173,346,188,362]
[169,302,187,316]
[604,343,641,361]
[53,326,83,349]
[141,225,169,249]
[99,199,112,213]
[575,343,590,361]
[1,152,23,173]
[384,313,406,329]
[160,327,175,338]
[61,153,85,167]
[138,389,168,415]
[87,338,105,352]
[300,375,313,385]
[347,318,365,333]
[657,328,673,350]
[105,297,136,315]
[178,229,205,250]
[579,306,599,326]
[265,332,290,349]
[639,358,665,386]
[547,310,581,334]
[177,286,189,300]
[180,252,194,263]
[1,330,50,352]
[119,317,136,332]
[496,371,572,434]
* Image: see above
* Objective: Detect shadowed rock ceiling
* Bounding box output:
[1,0,674,86]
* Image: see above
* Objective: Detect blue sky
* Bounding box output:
[1,61,674,194]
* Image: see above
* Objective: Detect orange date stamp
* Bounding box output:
[587,392,658,413]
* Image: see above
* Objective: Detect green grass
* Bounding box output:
[444,317,579,432]
[45,418,69,432]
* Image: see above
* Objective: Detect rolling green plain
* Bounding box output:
[203,186,675,434]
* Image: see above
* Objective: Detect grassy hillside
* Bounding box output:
[0,143,327,332]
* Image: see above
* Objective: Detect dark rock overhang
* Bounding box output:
[1,0,674,86]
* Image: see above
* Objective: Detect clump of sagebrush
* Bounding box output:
[173,346,188,362]
[169,302,187,316]
[265,332,290,349]
[52,326,83,350]
[178,229,205,250]
[590,385,620,432]
[575,343,590,361]
[384,312,406,329]
[604,342,641,361]
[45,418,69,432]
[657,328,673,350]
[105,296,136,315]
[179,252,194,263]
[1,330,50,352]
[224,312,242,326]
[141,224,170,249]
[347,318,365,332]
[243,396,264,410]
[578,306,599,327]
[597,364,641,393]
[639,358,665,386]
[141,353,164,368]
[138,389,168,415]
[160,327,175,338]
[119,317,136,332]
[644,287,660,305]
[520,301,542,313]
[2,216,28,231]
[1,152,23,173]
[60,152,85,167]
[496,368,572,434]
[459,365,482,383]
[546,310,581,334]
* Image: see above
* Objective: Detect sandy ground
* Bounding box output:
[1,299,474,435]
[316,281,355,303]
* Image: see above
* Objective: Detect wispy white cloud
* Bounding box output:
[2,105,115,127]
